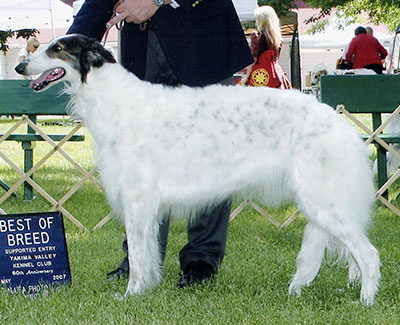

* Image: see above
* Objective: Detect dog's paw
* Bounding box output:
[360,292,375,306]
[348,264,361,288]
[125,279,146,296]
[347,277,360,289]
[288,280,303,296]
[360,283,378,306]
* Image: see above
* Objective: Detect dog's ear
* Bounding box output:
[79,39,116,83]
[89,42,117,66]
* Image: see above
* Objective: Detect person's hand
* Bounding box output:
[106,0,159,27]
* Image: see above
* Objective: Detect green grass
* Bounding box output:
[0,118,400,324]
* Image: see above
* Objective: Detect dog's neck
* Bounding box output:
[65,63,154,125]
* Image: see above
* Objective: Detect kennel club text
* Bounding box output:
[0,212,71,292]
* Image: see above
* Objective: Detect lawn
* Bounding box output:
[0,118,399,324]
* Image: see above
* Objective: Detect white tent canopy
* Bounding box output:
[0,0,51,11]
[232,0,258,22]
[0,0,73,32]
[1,0,257,32]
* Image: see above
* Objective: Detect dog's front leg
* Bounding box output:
[123,198,162,296]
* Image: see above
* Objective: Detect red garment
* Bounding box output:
[247,31,291,89]
[345,33,388,69]
[250,31,280,61]
[247,50,282,88]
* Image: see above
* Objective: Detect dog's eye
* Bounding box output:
[51,45,63,52]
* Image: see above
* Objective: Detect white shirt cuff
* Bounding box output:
[169,0,180,8]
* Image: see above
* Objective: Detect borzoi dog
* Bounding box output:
[15,34,380,305]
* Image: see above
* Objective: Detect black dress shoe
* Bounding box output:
[107,255,129,280]
[177,261,215,288]
[107,267,129,280]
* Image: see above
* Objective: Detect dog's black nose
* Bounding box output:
[15,62,27,75]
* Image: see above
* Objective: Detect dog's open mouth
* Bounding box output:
[30,68,66,92]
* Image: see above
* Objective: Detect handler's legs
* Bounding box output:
[178,198,231,287]
[107,199,231,286]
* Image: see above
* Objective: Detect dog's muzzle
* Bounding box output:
[15,62,28,75]
[15,62,66,92]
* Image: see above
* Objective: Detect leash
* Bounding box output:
[102,0,148,46]
[102,0,124,46]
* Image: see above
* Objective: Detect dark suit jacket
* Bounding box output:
[67,0,253,86]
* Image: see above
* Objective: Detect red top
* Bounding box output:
[250,31,281,62]
[346,33,388,69]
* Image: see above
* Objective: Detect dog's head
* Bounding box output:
[311,69,328,86]
[15,34,116,91]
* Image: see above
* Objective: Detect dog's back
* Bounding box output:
[76,66,375,226]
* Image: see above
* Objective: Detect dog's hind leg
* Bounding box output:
[291,211,380,305]
[123,196,163,296]
[289,222,327,296]
[298,206,379,305]
[332,231,380,305]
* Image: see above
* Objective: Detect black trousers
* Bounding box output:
[363,63,384,74]
[120,30,232,274]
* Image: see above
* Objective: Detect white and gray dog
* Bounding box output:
[15,34,380,305]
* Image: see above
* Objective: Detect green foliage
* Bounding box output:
[257,0,400,32]
[0,29,39,55]
[305,0,349,9]
[307,0,400,8]
[0,30,13,55]
[258,0,297,17]
[303,0,400,32]
[304,19,330,34]
[339,0,400,32]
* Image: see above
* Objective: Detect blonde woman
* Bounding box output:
[246,6,291,88]
[16,38,40,80]
[17,37,40,63]
[252,5,282,60]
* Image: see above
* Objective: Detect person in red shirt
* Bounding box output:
[346,26,388,74]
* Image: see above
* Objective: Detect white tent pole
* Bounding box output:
[49,0,56,38]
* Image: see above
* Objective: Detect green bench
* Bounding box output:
[320,74,400,205]
[0,79,85,200]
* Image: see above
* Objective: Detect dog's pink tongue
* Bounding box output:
[30,70,52,89]
[29,68,64,90]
